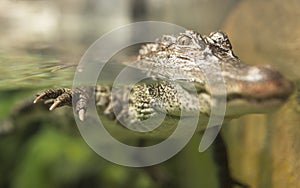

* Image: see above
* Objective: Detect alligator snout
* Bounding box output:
[224,64,294,116]
[242,65,294,100]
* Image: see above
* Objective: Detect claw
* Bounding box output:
[33,87,93,121]
[44,99,55,105]
[49,100,61,111]
[78,109,85,121]
[33,93,46,104]
[33,88,70,104]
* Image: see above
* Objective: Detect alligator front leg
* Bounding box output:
[34,87,93,121]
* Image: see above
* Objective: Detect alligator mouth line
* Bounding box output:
[197,88,291,104]
[226,93,290,104]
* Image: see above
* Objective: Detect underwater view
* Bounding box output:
[0,0,299,188]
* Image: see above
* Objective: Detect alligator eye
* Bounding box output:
[178,36,192,45]
[208,31,233,51]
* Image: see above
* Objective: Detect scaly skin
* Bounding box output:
[33,30,294,188]
[34,30,293,123]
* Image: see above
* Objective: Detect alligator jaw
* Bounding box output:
[223,65,294,117]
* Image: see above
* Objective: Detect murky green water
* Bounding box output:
[0,50,220,188]
[0,0,299,187]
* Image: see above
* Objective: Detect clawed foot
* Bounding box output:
[34,88,72,110]
[33,87,93,121]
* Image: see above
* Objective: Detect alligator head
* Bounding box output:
[133,30,294,118]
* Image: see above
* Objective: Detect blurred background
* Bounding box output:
[0,0,299,187]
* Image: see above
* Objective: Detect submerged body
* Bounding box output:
[31,30,294,188]
[34,30,293,131]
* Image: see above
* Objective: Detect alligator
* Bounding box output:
[34,30,293,122]
[31,30,294,188]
